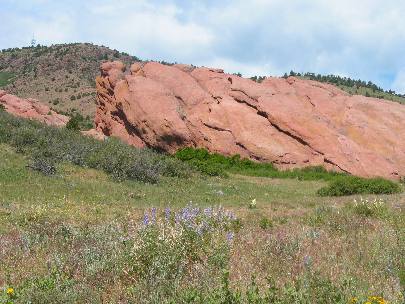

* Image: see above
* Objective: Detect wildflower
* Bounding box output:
[204,207,212,217]
[226,232,234,242]
[6,287,15,297]
[151,208,157,223]
[164,207,171,221]
[350,297,358,303]
[249,199,257,209]
[143,213,149,226]
[367,296,386,304]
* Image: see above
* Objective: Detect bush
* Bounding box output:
[175,147,275,177]
[66,115,80,130]
[0,111,190,183]
[27,157,57,176]
[176,148,402,197]
[259,217,273,230]
[0,104,5,111]
[318,176,401,196]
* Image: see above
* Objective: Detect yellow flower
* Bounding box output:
[350,297,358,303]
[6,287,15,296]
[367,296,386,304]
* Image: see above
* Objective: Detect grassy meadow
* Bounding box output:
[0,111,404,303]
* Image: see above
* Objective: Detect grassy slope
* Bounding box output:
[0,143,332,230]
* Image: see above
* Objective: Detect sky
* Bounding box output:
[1,0,405,93]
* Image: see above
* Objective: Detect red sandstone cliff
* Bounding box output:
[94,61,405,179]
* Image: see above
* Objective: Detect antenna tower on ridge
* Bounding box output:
[31,34,36,47]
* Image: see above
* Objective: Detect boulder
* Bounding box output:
[94,61,405,179]
[0,90,69,127]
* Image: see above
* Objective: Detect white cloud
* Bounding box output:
[199,57,280,77]
[2,0,405,93]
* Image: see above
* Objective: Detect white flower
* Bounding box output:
[249,199,257,209]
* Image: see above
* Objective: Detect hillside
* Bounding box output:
[1,43,404,121]
[285,71,405,105]
[0,43,138,116]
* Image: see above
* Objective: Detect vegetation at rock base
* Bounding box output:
[63,111,93,131]
[0,111,189,183]
[175,147,402,196]
[0,111,400,196]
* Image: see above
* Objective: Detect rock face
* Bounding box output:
[95,61,405,179]
[0,90,69,127]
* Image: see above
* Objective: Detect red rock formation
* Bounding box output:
[95,61,405,179]
[0,90,69,127]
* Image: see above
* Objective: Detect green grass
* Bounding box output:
[175,147,402,196]
[0,143,404,303]
[0,71,15,88]
[0,144,330,228]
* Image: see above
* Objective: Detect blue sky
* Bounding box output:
[1,0,405,93]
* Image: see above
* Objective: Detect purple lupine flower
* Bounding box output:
[143,213,150,226]
[226,232,234,242]
[204,207,212,217]
[165,207,171,221]
[227,211,235,220]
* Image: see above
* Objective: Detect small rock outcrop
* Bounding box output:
[0,90,69,126]
[95,61,405,179]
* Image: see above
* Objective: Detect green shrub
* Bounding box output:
[0,111,190,183]
[174,148,344,181]
[27,157,57,176]
[66,115,81,130]
[259,217,273,230]
[176,148,402,197]
[318,176,401,196]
